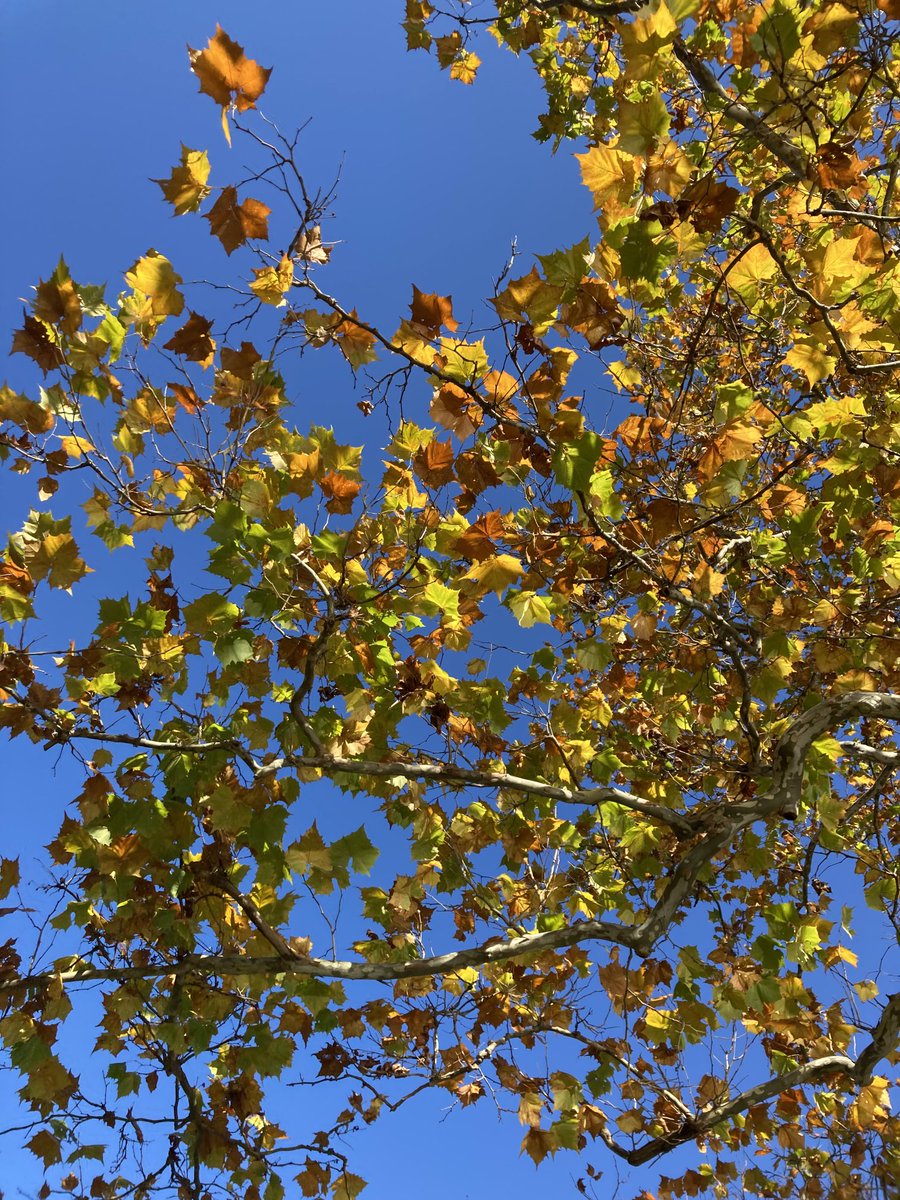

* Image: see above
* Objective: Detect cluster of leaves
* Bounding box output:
[2,5,900,1199]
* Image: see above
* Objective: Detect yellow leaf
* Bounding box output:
[464,554,524,597]
[450,51,480,84]
[125,251,185,318]
[645,139,694,197]
[786,339,837,385]
[615,1109,645,1133]
[727,243,778,303]
[154,145,211,215]
[576,146,638,215]
[850,1078,889,1129]
[249,255,294,306]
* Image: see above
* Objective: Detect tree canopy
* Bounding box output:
[3,3,900,1197]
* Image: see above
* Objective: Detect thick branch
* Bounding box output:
[770,692,900,818]
[61,726,695,834]
[0,917,639,995]
[622,1054,856,1166]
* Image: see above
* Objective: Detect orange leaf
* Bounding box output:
[413,439,455,486]
[189,27,272,142]
[410,286,458,337]
[430,383,481,439]
[205,187,271,254]
[163,311,216,367]
[320,473,360,515]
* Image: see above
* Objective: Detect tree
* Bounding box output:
[2,2,900,1197]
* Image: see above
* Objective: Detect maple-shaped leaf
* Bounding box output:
[320,472,360,514]
[205,186,271,254]
[335,316,378,369]
[464,553,523,597]
[492,267,563,335]
[450,50,480,84]
[677,174,740,233]
[645,139,693,198]
[188,26,272,141]
[331,1171,367,1200]
[11,315,64,374]
[33,265,82,335]
[410,286,458,337]
[124,250,185,318]
[292,224,331,265]
[26,1130,61,1168]
[220,340,262,379]
[413,438,455,486]
[163,311,216,367]
[249,255,294,306]
[430,383,481,439]
[561,281,624,348]
[521,1126,557,1166]
[0,856,20,900]
[577,146,638,216]
[454,511,503,561]
[154,145,211,215]
[727,243,777,303]
[697,421,763,482]
[0,386,54,435]
[814,140,865,189]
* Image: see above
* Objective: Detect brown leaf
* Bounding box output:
[188,26,272,113]
[291,225,331,265]
[11,316,64,374]
[561,280,624,348]
[410,286,458,337]
[205,187,271,254]
[454,511,505,561]
[430,383,481,438]
[677,175,740,233]
[814,141,865,190]
[163,311,216,367]
[220,341,262,379]
[33,277,82,334]
[413,439,455,486]
[320,472,360,514]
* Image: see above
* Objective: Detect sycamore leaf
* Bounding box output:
[430,383,481,438]
[331,1173,367,1200]
[205,186,271,254]
[410,286,458,337]
[335,316,378,369]
[0,386,54,435]
[786,339,837,385]
[450,50,480,84]
[577,146,638,215]
[27,1130,61,1167]
[728,243,778,303]
[125,251,185,318]
[162,311,216,367]
[154,145,211,215]
[320,472,360,514]
[11,316,64,373]
[0,857,20,899]
[508,590,553,627]
[491,267,564,334]
[189,26,272,141]
[521,1127,557,1165]
[249,255,294,306]
[618,89,669,155]
[464,554,524,597]
[292,225,331,265]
